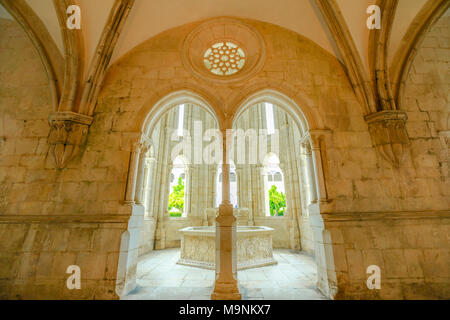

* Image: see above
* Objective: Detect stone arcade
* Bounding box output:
[0,0,448,300]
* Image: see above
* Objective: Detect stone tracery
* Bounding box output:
[203,42,246,76]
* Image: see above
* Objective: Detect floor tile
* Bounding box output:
[123,248,328,300]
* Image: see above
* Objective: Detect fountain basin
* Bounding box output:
[177,226,277,270]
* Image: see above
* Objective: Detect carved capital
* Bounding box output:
[145,157,157,167]
[301,142,312,155]
[131,135,152,154]
[365,111,410,168]
[48,112,93,169]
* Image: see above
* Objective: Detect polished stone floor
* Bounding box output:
[122,248,328,300]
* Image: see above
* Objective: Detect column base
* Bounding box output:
[211,281,242,300]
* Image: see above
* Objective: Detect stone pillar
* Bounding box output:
[261,166,270,216]
[309,131,331,204]
[211,128,241,300]
[301,142,318,204]
[235,167,242,208]
[124,142,142,204]
[211,168,217,208]
[184,165,192,218]
[144,158,157,217]
[254,164,265,218]
[135,142,151,204]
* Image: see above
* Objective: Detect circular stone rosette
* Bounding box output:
[182,17,266,84]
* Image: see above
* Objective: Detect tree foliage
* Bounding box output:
[168,177,184,215]
[269,185,286,216]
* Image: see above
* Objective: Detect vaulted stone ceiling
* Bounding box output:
[0,0,447,136]
[0,0,437,72]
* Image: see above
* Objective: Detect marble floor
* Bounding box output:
[122,248,328,300]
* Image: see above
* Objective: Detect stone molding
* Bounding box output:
[314,0,376,115]
[365,110,410,168]
[79,0,135,115]
[369,0,398,111]
[0,214,130,224]
[321,210,450,223]
[48,111,93,169]
[52,0,85,113]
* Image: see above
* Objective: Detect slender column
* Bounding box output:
[124,142,142,204]
[211,128,241,300]
[302,142,318,204]
[261,167,270,216]
[144,158,157,217]
[255,164,265,217]
[135,142,151,204]
[184,165,192,217]
[211,168,217,208]
[309,131,330,203]
[235,167,242,209]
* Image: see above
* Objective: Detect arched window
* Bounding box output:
[264,153,286,216]
[168,156,187,217]
[216,161,238,208]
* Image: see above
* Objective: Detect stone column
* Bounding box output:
[184,165,192,217]
[235,167,242,208]
[135,142,151,204]
[309,131,331,204]
[211,168,217,208]
[144,158,157,217]
[261,166,270,216]
[124,142,142,204]
[301,142,318,204]
[211,128,241,300]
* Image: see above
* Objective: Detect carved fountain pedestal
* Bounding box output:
[177,226,277,270]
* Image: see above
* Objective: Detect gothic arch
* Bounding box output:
[390,0,449,110]
[138,88,223,135]
[230,87,324,132]
[231,88,337,298]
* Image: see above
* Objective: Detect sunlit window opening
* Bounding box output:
[265,102,275,135]
[168,156,186,217]
[177,104,185,137]
[264,153,286,216]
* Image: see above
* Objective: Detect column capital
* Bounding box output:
[48,112,93,169]
[145,157,157,167]
[299,129,331,144]
[364,110,410,168]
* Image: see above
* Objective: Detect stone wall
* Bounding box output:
[322,14,450,299]
[0,18,128,299]
[0,14,448,299]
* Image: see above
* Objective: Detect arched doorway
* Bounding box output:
[116,91,221,299]
[231,90,336,299]
[117,90,335,300]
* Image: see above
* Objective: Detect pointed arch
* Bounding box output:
[390,0,449,110]
[0,0,64,111]
[232,88,313,136]
[142,90,221,137]
[314,0,377,115]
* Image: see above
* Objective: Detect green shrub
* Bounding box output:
[168,177,184,213]
[169,211,182,217]
[269,185,286,216]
